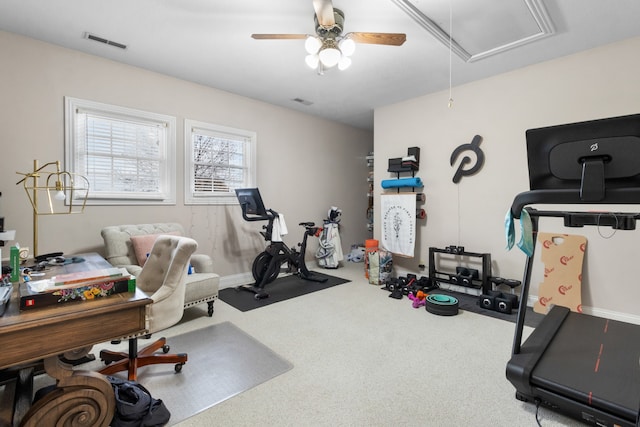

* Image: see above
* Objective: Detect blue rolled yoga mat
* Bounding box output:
[381,177,423,189]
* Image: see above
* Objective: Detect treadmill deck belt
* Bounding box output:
[531,310,640,420]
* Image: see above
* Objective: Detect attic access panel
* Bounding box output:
[392,0,554,62]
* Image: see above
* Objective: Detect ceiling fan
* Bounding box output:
[251,0,406,72]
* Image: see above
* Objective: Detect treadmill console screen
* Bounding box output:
[526,113,640,201]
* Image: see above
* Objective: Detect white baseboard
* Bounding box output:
[527,295,640,325]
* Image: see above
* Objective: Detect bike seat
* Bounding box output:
[299,222,315,227]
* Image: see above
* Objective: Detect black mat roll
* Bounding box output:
[219,272,351,312]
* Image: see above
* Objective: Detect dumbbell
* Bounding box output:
[495,293,518,314]
[453,267,478,286]
[478,291,518,314]
[478,290,502,310]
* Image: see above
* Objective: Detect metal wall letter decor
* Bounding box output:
[450,135,484,183]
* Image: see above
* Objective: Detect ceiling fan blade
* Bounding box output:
[313,0,335,27]
[251,34,307,40]
[348,32,407,46]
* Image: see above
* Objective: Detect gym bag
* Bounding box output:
[107,375,171,427]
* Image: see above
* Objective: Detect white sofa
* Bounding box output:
[101,223,219,316]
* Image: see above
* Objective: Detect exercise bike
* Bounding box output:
[235,188,328,299]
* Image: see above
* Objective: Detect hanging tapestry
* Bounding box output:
[380,193,416,257]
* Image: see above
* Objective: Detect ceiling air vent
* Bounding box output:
[83,32,127,50]
[292,98,313,106]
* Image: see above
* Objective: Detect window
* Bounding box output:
[65,97,176,205]
[184,119,256,205]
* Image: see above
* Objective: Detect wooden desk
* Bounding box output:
[0,253,151,426]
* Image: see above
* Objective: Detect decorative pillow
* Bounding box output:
[130,232,180,266]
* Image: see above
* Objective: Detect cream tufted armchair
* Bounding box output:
[100,235,197,381]
[101,223,219,317]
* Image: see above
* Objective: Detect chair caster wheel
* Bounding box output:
[162,345,170,353]
[254,292,268,300]
[175,363,184,373]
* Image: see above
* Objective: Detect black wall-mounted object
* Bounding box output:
[450,135,484,183]
[387,146,421,173]
[387,157,408,173]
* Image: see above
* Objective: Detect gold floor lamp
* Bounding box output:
[16,160,89,258]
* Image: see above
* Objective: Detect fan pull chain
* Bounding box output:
[448,1,454,108]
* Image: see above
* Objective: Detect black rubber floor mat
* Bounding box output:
[219,272,350,312]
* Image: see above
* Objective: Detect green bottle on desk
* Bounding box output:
[10,246,19,282]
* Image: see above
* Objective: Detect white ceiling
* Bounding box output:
[1,0,640,130]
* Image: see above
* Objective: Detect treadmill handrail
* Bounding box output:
[511,188,640,218]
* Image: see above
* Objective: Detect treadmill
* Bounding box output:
[505,113,640,427]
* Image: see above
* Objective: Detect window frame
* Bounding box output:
[184,119,257,205]
[64,96,176,206]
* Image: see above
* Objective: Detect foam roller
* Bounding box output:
[381,177,423,189]
[416,209,426,219]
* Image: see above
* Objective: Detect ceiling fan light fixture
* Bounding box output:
[338,37,356,57]
[319,47,341,68]
[305,36,322,54]
[305,54,320,69]
[318,38,341,68]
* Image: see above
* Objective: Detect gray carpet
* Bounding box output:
[133,321,293,426]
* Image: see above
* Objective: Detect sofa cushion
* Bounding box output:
[184,272,220,305]
[130,232,180,267]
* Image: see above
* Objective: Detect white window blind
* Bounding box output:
[65,97,176,205]
[185,119,256,205]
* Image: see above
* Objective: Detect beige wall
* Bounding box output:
[0,30,373,281]
[375,36,640,319]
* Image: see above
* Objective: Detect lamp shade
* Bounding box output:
[318,47,341,68]
[338,38,356,57]
[305,36,322,54]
